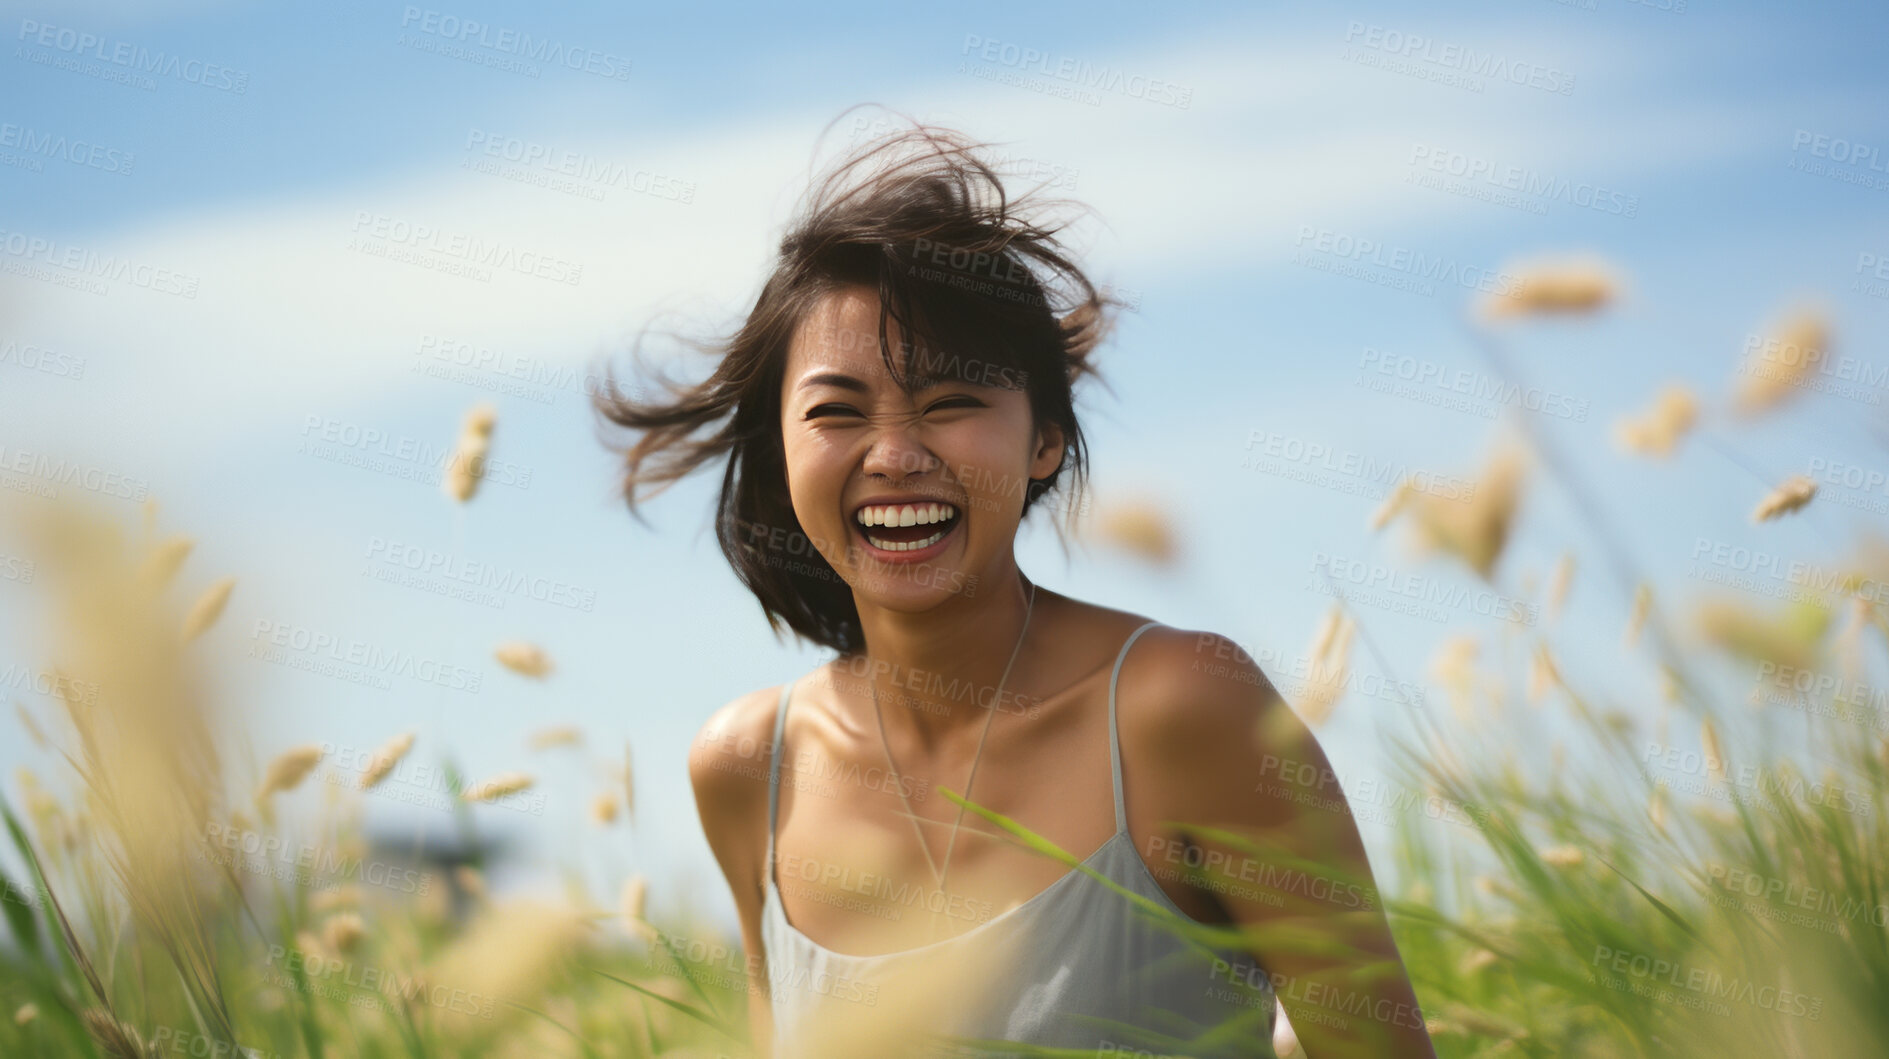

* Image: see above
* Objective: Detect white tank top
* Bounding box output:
[760,621,1280,1057]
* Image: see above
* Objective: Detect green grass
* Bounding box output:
[5,316,1888,1055]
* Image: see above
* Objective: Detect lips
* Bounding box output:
[851,498,963,559]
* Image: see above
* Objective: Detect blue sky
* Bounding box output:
[3,0,1887,931]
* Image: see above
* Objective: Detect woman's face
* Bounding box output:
[778,284,1063,610]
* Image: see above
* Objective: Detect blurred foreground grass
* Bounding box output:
[3,268,1888,1056]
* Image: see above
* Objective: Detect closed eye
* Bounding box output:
[804,403,862,419]
[804,396,983,420]
[925,396,984,413]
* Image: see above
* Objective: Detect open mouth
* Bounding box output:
[853,501,962,555]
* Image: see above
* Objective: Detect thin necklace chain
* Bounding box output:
[870,575,1036,905]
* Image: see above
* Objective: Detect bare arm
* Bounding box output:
[1137,631,1436,1058]
[688,688,783,1057]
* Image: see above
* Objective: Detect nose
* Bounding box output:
[859,411,941,482]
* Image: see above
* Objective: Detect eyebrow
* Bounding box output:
[796,371,872,393]
[796,370,984,396]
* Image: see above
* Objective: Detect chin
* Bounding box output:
[842,528,980,604]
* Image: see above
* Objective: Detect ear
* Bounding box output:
[1029,420,1066,481]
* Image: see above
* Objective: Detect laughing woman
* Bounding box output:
[593,116,1436,1058]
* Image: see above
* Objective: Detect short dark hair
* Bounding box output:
[591,108,1121,653]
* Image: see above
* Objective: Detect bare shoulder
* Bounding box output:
[1113,624,1316,823]
[687,683,785,813]
[1116,624,1287,736]
[687,683,789,897]
[1045,597,1286,726]
[687,684,791,1042]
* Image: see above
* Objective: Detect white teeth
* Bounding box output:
[855,502,959,527]
[864,526,951,552]
[855,500,959,552]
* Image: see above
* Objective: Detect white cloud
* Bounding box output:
[1,22,1798,469]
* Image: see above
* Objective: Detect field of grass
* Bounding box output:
[2,268,1885,1057]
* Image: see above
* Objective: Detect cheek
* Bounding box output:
[941,424,1029,500]
[782,432,851,521]
[782,429,830,477]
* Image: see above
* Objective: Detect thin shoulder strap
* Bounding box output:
[765,678,796,870]
[1108,621,1163,836]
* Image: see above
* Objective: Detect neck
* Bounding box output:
[843,560,1038,752]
